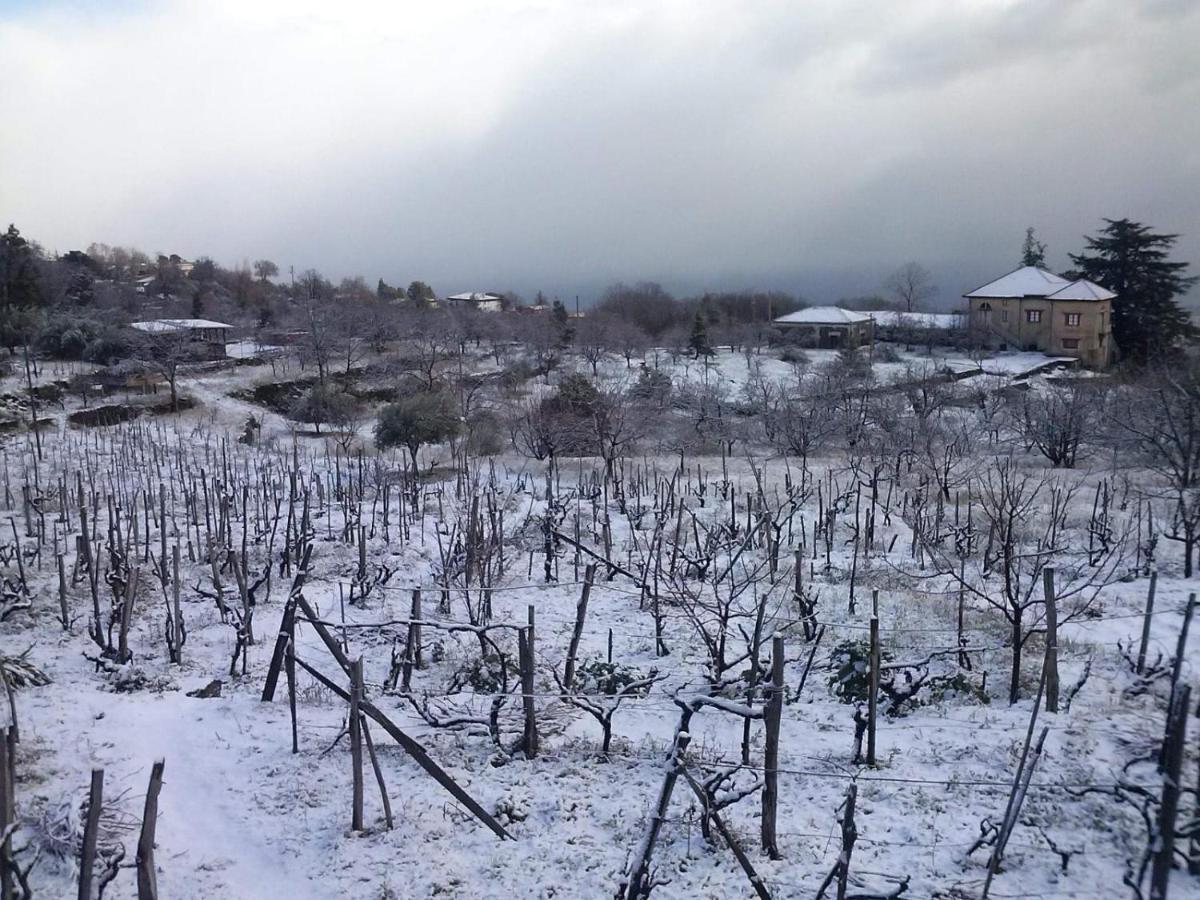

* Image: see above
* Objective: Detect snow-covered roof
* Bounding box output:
[774,306,873,325]
[1045,279,1116,301]
[447,292,502,302]
[964,266,1070,298]
[130,318,232,333]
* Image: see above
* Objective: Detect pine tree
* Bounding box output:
[688,311,713,358]
[1069,219,1198,362]
[1021,227,1046,268]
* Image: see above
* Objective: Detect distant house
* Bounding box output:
[446,292,504,312]
[773,306,875,348]
[964,266,1114,369]
[130,318,233,359]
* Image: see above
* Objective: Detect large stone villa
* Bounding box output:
[965,265,1115,369]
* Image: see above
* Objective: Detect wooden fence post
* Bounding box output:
[78,768,104,900]
[867,616,879,767]
[762,633,784,859]
[136,759,166,900]
[350,658,365,831]
[1043,568,1059,713]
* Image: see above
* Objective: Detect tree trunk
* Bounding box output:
[1009,607,1022,705]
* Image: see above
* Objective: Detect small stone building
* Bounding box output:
[964,267,1114,369]
[773,307,875,348]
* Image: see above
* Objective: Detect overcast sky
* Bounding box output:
[2,0,1198,306]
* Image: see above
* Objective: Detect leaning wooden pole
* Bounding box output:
[136,759,166,900]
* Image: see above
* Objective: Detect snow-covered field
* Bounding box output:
[0,344,1193,899]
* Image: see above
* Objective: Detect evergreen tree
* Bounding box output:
[1021,227,1047,268]
[688,311,713,358]
[1069,218,1198,362]
[552,299,574,347]
[0,224,42,309]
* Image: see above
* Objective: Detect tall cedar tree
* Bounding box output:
[1069,219,1198,362]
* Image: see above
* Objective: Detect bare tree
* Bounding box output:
[1017,380,1104,468]
[884,262,936,313]
[913,458,1128,703]
[1115,360,1200,576]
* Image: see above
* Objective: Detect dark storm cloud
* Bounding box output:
[1,0,1197,305]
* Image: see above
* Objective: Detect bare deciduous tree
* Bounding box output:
[884,262,936,313]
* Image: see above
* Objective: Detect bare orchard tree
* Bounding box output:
[768,380,838,473]
[884,262,936,312]
[1114,359,1200,576]
[398,308,456,389]
[134,325,207,411]
[1016,379,1106,469]
[591,384,649,479]
[575,313,616,377]
[912,458,1128,703]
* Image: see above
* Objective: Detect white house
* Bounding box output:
[446,292,504,312]
[773,306,875,348]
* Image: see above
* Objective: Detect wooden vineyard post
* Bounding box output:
[0,716,9,900]
[621,731,692,899]
[1136,571,1157,675]
[136,759,166,900]
[1043,568,1059,713]
[57,551,69,631]
[78,768,104,900]
[563,564,595,689]
[1150,684,1191,900]
[520,605,539,759]
[170,544,183,664]
[867,615,879,767]
[286,615,299,754]
[350,657,365,832]
[1162,593,1196,770]
[762,633,784,859]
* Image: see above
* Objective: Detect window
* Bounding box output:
[1026,309,1042,323]
[1062,338,1079,349]
[1001,309,1009,323]
[1065,313,1081,327]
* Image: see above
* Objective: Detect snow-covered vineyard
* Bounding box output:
[0,343,1196,900]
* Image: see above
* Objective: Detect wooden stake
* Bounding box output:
[78,769,104,900]
[563,564,595,689]
[762,633,784,859]
[1150,684,1190,900]
[350,658,364,832]
[1042,568,1059,713]
[1136,572,1157,675]
[136,759,166,900]
[867,616,879,767]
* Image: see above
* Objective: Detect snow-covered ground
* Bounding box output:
[0,344,1192,899]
